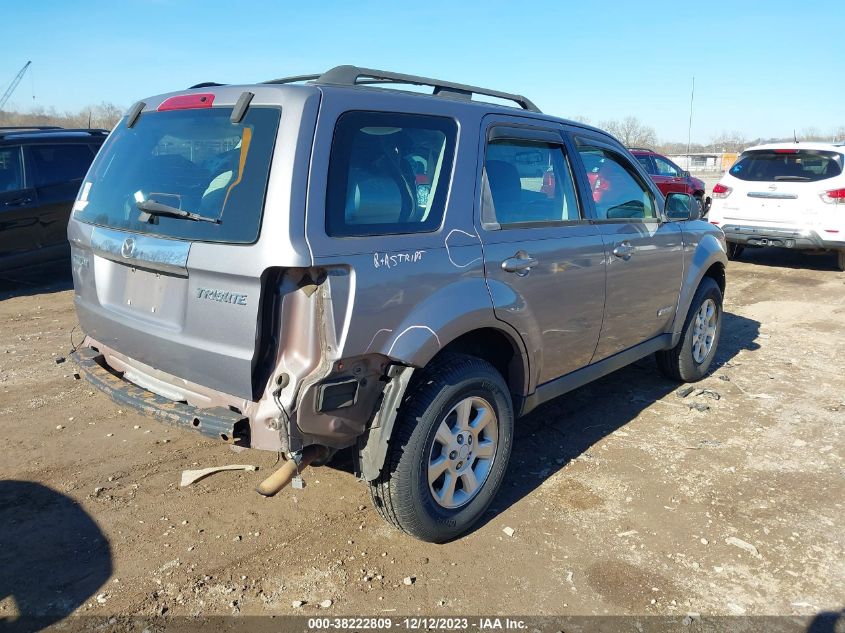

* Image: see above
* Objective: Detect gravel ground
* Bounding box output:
[0,251,843,627]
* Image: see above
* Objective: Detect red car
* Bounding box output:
[629,148,710,211]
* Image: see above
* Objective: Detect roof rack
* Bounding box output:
[264,65,541,113]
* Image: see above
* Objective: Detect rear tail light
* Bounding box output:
[712,183,732,198]
[820,188,845,204]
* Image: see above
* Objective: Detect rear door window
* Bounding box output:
[729,150,843,182]
[325,111,456,237]
[73,106,281,244]
[635,154,655,174]
[482,139,581,226]
[30,144,95,187]
[654,156,681,177]
[0,146,24,192]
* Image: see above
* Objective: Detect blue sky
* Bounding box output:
[3,0,843,143]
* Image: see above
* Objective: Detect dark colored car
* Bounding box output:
[0,127,107,272]
[630,148,710,211]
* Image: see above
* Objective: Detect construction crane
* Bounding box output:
[0,61,32,111]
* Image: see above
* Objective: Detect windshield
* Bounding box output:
[73,106,281,243]
[729,149,843,182]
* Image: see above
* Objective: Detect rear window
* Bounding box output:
[326,111,456,237]
[729,149,843,182]
[73,106,281,243]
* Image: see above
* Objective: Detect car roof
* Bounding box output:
[0,128,109,142]
[742,141,845,153]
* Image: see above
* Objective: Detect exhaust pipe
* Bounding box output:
[255,445,326,497]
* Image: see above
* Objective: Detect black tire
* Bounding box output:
[368,353,514,542]
[837,250,845,272]
[726,242,744,260]
[656,277,723,382]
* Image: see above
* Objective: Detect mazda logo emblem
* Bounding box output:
[121,238,136,258]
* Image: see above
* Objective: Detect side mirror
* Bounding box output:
[682,170,691,178]
[665,192,701,221]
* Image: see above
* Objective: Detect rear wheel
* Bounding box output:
[368,354,513,542]
[726,243,745,260]
[656,277,723,382]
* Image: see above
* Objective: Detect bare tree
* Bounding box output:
[600,116,657,148]
[568,114,592,125]
[709,130,747,153]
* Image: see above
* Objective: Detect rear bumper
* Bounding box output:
[722,225,844,250]
[70,346,249,443]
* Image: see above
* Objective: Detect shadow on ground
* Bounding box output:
[0,481,112,632]
[736,247,842,272]
[0,261,72,301]
[474,311,760,532]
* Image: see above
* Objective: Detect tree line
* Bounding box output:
[0,103,124,131]
[570,115,845,154]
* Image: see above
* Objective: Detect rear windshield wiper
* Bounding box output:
[773,175,811,181]
[136,199,221,224]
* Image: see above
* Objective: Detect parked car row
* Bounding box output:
[9,64,840,542]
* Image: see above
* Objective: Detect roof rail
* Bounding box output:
[264,65,541,113]
[0,126,63,134]
[0,127,109,139]
[627,147,654,152]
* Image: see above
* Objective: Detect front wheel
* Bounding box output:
[656,277,723,382]
[368,354,514,542]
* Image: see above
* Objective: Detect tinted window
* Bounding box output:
[654,156,681,177]
[326,111,456,237]
[576,146,656,220]
[483,139,580,225]
[729,150,843,182]
[30,144,94,187]
[635,155,654,174]
[73,107,281,244]
[0,146,24,192]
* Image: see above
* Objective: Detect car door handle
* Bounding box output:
[612,241,635,260]
[3,197,32,207]
[501,252,538,276]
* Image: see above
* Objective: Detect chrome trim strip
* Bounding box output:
[747,192,798,199]
[90,227,191,276]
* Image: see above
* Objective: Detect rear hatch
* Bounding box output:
[69,93,291,401]
[721,148,844,227]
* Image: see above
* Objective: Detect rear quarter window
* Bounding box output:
[325,111,457,237]
[730,150,843,182]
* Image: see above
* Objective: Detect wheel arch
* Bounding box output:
[671,233,728,347]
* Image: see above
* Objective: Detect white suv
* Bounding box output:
[708,142,845,270]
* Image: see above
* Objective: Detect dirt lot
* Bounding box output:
[1,250,843,626]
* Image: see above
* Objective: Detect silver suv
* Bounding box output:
[69,66,728,542]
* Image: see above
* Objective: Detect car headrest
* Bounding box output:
[345,168,403,225]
